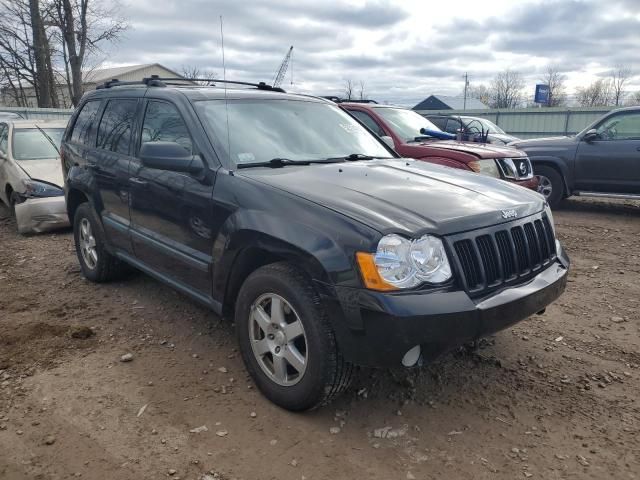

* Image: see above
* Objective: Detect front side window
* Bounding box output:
[596,112,640,140]
[195,99,390,167]
[12,128,64,160]
[0,124,8,154]
[348,110,386,137]
[374,107,443,142]
[70,100,101,146]
[461,117,505,134]
[97,99,137,154]
[141,101,193,154]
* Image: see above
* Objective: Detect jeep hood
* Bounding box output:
[15,158,64,188]
[413,140,527,159]
[240,159,545,236]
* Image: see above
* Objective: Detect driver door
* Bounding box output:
[574,111,640,193]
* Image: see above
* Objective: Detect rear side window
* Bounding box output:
[445,119,462,134]
[70,100,100,146]
[97,99,137,155]
[141,101,193,154]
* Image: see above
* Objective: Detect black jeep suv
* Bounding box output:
[61,78,569,411]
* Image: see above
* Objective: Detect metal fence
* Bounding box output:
[0,106,74,121]
[1,105,614,139]
[415,106,612,139]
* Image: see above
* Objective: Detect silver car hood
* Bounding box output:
[15,158,64,188]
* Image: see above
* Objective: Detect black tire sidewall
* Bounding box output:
[535,165,564,208]
[236,265,337,411]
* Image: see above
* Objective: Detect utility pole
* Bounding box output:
[463,72,469,110]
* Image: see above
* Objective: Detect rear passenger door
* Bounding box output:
[92,98,140,251]
[128,99,216,295]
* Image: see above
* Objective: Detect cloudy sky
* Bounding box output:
[103,0,640,106]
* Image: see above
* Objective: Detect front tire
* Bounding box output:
[73,203,129,282]
[534,165,564,208]
[235,262,353,411]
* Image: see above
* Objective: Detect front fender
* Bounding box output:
[212,209,359,301]
[529,156,572,192]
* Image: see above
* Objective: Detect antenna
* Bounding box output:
[220,15,232,167]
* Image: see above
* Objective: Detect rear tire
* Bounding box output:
[235,262,353,411]
[73,203,130,282]
[534,165,564,208]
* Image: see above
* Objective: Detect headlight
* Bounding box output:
[357,234,452,290]
[468,159,500,178]
[20,179,63,198]
[497,157,533,180]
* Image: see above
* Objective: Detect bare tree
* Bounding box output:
[610,65,632,106]
[180,65,217,85]
[28,0,59,107]
[539,65,567,107]
[49,0,127,106]
[626,91,640,106]
[357,80,367,100]
[575,79,613,107]
[467,84,490,106]
[344,79,354,100]
[489,69,525,108]
[0,0,38,106]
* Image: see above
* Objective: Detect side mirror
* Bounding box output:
[583,129,598,142]
[380,135,395,149]
[139,141,203,174]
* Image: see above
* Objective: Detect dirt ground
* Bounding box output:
[1,197,639,480]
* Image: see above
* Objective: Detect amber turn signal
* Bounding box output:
[356,252,398,291]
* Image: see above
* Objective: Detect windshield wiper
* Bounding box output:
[35,125,60,156]
[237,157,345,169]
[327,153,392,161]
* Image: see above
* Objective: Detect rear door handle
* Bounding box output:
[129,177,148,187]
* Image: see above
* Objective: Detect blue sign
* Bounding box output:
[535,84,550,104]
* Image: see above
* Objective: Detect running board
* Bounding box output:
[574,191,640,200]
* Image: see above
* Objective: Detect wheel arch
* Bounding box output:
[66,187,90,222]
[531,158,571,196]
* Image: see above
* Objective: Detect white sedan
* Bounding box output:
[0,119,70,233]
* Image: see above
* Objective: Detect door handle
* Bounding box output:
[87,164,100,171]
[129,177,148,187]
[636,147,640,151]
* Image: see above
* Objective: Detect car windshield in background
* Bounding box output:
[374,107,443,142]
[195,99,391,167]
[12,128,64,160]
[461,117,505,134]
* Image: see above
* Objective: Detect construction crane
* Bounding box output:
[272,46,293,88]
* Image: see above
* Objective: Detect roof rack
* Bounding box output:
[96,75,285,92]
[320,96,378,104]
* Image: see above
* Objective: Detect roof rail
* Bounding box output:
[320,96,378,104]
[96,75,285,92]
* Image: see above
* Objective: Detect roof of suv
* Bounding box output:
[83,83,330,104]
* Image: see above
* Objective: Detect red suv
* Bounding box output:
[339,101,538,190]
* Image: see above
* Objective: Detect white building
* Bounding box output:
[1,63,188,108]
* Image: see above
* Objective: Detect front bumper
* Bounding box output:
[14,196,70,234]
[321,247,569,367]
[509,176,539,191]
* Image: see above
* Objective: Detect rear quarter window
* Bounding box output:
[70,100,101,146]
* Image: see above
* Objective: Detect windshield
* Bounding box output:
[374,107,443,142]
[461,117,505,134]
[195,99,391,167]
[12,128,63,160]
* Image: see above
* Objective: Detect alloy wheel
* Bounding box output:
[79,218,98,269]
[249,293,308,386]
[536,175,553,199]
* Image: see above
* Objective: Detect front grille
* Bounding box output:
[450,213,556,296]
